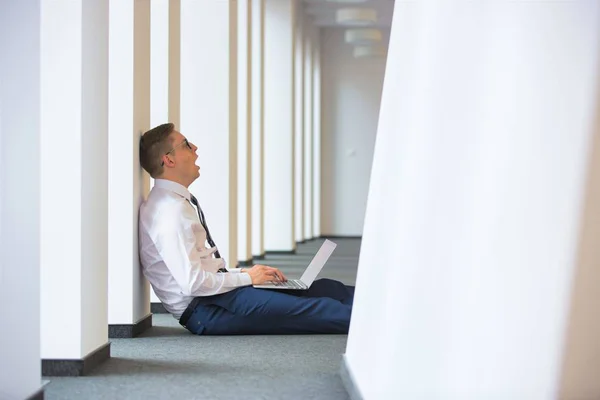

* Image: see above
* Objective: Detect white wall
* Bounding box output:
[181,0,238,263]
[294,10,305,243]
[251,0,265,257]
[80,0,110,356]
[108,0,151,325]
[345,3,600,399]
[263,0,295,251]
[303,22,313,240]
[150,0,169,127]
[40,0,109,359]
[0,2,42,398]
[321,28,387,236]
[237,0,252,263]
[559,105,600,399]
[149,0,180,303]
[312,26,321,238]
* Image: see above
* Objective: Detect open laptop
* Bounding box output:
[253,239,337,290]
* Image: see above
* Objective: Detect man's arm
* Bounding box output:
[153,208,252,296]
[152,209,287,294]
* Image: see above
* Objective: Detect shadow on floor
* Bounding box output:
[89,357,246,377]
[137,325,189,338]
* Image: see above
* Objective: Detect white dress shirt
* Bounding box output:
[139,179,252,318]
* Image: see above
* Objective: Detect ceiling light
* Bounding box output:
[353,45,387,58]
[336,8,377,26]
[345,29,382,45]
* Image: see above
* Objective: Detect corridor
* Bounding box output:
[44,239,360,400]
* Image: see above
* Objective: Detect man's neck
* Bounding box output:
[156,175,191,188]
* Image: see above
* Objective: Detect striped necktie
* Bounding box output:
[189,194,221,259]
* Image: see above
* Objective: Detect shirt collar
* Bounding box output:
[153,179,192,202]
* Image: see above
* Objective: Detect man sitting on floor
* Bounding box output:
[138,123,354,335]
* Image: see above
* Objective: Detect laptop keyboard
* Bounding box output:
[272,279,305,289]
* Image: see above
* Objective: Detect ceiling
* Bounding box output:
[301,0,395,28]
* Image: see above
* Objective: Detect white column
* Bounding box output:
[303,22,314,240]
[0,2,43,398]
[312,25,322,238]
[294,10,305,243]
[150,0,169,127]
[108,0,151,330]
[238,0,252,265]
[345,3,600,399]
[168,0,181,128]
[264,0,295,251]
[40,0,109,361]
[150,0,180,157]
[149,0,167,306]
[180,0,238,264]
[251,0,265,258]
[149,0,180,304]
[559,116,600,398]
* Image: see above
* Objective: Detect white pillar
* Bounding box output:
[180,0,238,264]
[149,0,181,304]
[344,3,600,399]
[108,0,151,334]
[238,0,252,265]
[40,0,110,368]
[294,10,305,243]
[251,0,265,258]
[150,0,169,127]
[559,115,600,399]
[0,2,43,397]
[149,0,166,306]
[168,0,181,129]
[312,25,322,238]
[303,22,314,240]
[264,0,295,252]
[150,0,181,164]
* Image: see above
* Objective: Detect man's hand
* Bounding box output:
[244,264,287,285]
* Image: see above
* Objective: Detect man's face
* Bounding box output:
[165,130,200,184]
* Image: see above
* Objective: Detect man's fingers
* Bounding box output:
[264,268,282,281]
[263,269,278,280]
[267,267,286,282]
[255,265,287,282]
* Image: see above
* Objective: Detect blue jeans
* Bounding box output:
[183,278,355,335]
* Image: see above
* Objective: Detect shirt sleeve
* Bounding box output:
[153,206,252,296]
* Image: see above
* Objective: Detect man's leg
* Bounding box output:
[285,278,355,306]
[183,286,351,335]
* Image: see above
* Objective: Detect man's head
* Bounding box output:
[140,123,200,187]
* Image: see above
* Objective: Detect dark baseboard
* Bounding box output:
[252,253,266,260]
[238,259,253,266]
[42,342,110,377]
[321,235,362,240]
[108,313,152,338]
[151,302,168,314]
[265,249,296,255]
[340,355,363,400]
[27,387,45,400]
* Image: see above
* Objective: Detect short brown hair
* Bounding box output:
[140,123,175,177]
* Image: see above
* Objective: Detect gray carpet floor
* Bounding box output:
[44,238,360,400]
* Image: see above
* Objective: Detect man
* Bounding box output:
[139,123,354,335]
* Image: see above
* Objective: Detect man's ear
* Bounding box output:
[162,154,174,167]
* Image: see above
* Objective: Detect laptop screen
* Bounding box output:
[299,239,337,285]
